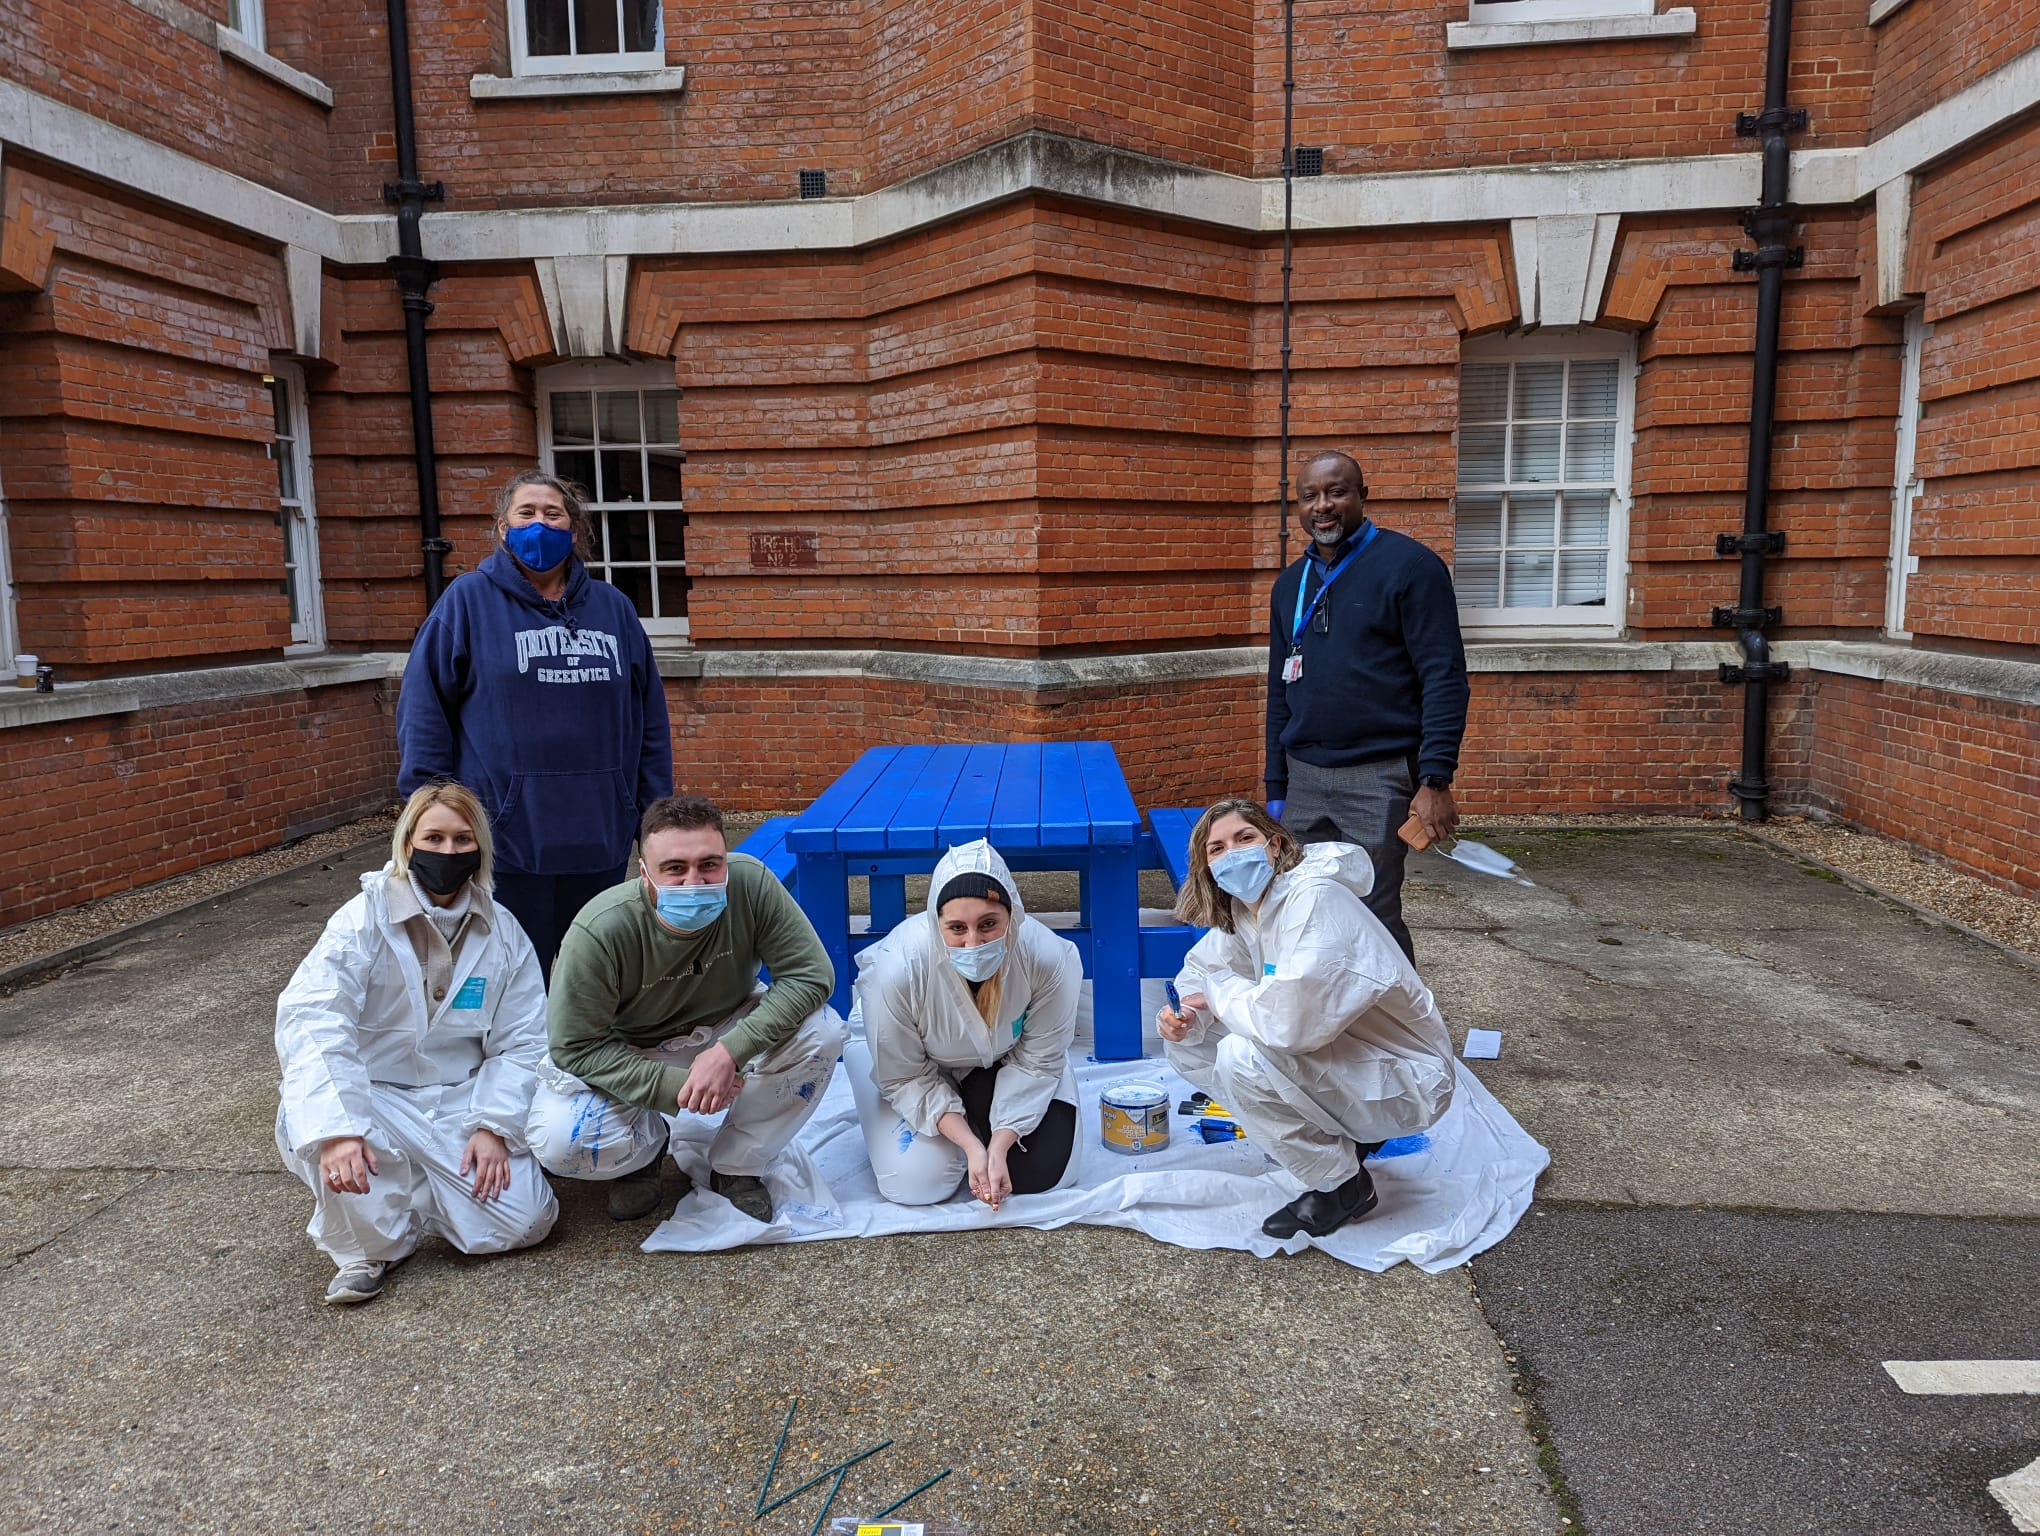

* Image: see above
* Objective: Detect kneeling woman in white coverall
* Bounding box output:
[1159,799,1454,1240]
[274,783,558,1305]
[849,840,1083,1207]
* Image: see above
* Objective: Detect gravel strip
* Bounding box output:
[1462,811,2038,962]
[0,811,400,976]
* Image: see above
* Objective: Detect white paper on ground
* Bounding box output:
[644,1050,1550,1275]
[1462,1028,1503,1060]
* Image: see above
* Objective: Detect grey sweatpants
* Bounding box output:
[1280,753,1418,962]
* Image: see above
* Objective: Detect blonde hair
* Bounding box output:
[1172,798,1303,934]
[495,469,595,563]
[391,782,495,892]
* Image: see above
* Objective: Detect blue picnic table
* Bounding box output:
[742,742,1203,1062]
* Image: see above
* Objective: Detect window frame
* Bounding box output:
[0,455,17,670]
[509,0,667,78]
[535,361,689,641]
[265,363,326,651]
[226,0,265,48]
[1885,307,1929,638]
[1450,328,1636,639]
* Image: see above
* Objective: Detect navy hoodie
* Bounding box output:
[1265,524,1470,797]
[397,550,674,876]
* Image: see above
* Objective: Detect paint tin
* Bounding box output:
[1099,1082,1170,1155]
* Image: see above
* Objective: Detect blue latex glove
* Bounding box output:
[1267,799,1286,821]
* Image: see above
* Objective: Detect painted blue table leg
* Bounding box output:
[869,873,908,936]
[798,851,853,1018]
[1087,846,1142,1060]
[1077,866,1092,928]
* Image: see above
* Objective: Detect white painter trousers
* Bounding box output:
[1165,1027,1443,1191]
[276,1079,559,1269]
[527,1003,847,1180]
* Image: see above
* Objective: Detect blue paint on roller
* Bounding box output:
[1371,1133,1431,1159]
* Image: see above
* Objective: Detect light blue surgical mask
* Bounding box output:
[1210,845,1275,903]
[651,880,728,931]
[948,935,1006,983]
[505,520,574,573]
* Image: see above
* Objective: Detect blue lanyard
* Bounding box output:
[1290,521,1377,646]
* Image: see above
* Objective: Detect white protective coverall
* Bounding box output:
[275,868,559,1267]
[848,840,1083,1205]
[1169,841,1455,1190]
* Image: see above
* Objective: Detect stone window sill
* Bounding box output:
[218,28,334,107]
[1446,8,1697,49]
[469,68,688,102]
[0,654,397,731]
[1868,0,1915,22]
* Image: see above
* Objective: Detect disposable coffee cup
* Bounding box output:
[12,654,35,689]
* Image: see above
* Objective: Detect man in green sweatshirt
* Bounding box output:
[528,795,844,1224]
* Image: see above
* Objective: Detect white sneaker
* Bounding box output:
[323,1260,387,1306]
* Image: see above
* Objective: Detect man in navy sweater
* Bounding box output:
[1266,451,1469,960]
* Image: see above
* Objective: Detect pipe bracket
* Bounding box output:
[1732,246,1806,272]
[382,179,446,206]
[1711,604,1782,630]
[1735,107,1809,137]
[1719,660,1792,684]
[1716,531,1787,556]
[420,537,453,556]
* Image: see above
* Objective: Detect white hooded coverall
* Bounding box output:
[849,840,1083,1205]
[275,868,559,1267]
[1169,841,1454,1190]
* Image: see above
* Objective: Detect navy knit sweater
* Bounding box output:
[1264,523,1471,796]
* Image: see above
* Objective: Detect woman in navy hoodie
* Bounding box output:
[397,471,673,978]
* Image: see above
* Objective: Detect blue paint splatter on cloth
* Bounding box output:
[1370,1133,1431,1160]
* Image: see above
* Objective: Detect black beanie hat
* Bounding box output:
[936,872,1011,912]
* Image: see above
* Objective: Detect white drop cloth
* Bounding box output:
[642,971,1548,1273]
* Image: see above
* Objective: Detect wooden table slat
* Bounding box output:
[784,745,902,853]
[1038,742,1089,844]
[937,742,1007,846]
[988,742,1043,849]
[887,743,973,850]
[834,743,937,852]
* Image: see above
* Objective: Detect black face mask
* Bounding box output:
[409,848,481,896]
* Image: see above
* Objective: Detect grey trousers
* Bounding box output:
[1280,753,1417,962]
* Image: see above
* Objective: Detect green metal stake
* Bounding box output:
[757,1441,894,1518]
[806,1466,850,1536]
[756,1399,798,1515]
[868,1468,952,1520]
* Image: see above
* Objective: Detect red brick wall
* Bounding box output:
[0,165,297,674]
[0,679,396,927]
[1902,114,2040,649]
[1871,0,2040,137]
[1807,673,2040,895]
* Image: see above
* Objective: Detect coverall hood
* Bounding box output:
[1266,838,1377,904]
[924,839,1027,980]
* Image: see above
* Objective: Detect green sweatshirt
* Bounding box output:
[547,855,835,1112]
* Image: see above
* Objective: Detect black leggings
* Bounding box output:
[492,864,628,983]
[954,1066,1078,1196]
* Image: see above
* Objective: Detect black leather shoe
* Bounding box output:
[712,1171,774,1224]
[608,1143,683,1222]
[1261,1165,1380,1239]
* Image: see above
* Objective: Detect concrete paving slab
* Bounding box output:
[1472,1206,2040,1536]
[0,1168,156,1266]
[0,1171,1555,1535]
[1413,832,2040,1216]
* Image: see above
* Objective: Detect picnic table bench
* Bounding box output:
[738,743,1203,1061]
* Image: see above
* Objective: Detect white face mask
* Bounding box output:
[1437,839,1535,886]
[948,935,1007,983]
[1210,844,1275,903]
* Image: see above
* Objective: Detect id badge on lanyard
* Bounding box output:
[1284,522,1376,686]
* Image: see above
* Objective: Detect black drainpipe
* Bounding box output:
[1277,0,1295,572]
[1713,0,1806,821]
[383,0,449,606]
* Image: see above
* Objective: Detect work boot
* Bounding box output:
[1261,1165,1379,1239]
[608,1143,682,1222]
[712,1171,774,1224]
[324,1259,387,1306]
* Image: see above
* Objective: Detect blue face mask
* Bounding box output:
[948,935,1006,983]
[504,520,574,574]
[651,880,728,931]
[1211,844,1275,903]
